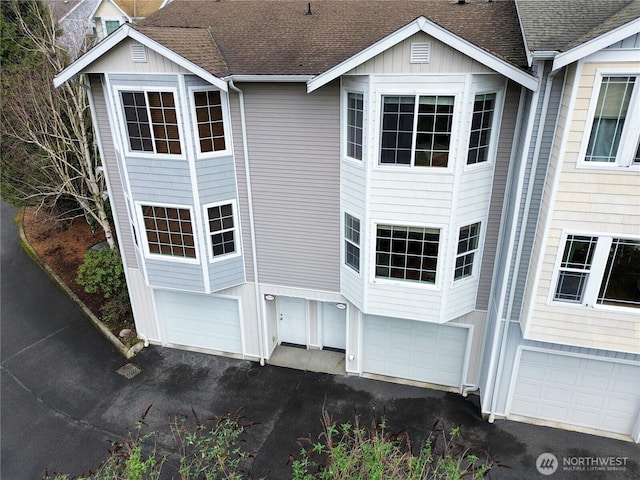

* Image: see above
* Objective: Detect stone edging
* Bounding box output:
[16,209,144,359]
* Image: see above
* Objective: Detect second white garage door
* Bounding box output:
[156,290,242,354]
[362,315,469,388]
[510,350,640,439]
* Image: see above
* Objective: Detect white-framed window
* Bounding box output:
[192,89,229,156]
[454,222,481,280]
[120,90,182,155]
[380,95,454,167]
[552,233,640,310]
[346,92,364,160]
[581,74,640,168]
[140,204,196,260]
[104,20,121,36]
[467,93,497,165]
[375,224,440,284]
[204,201,240,262]
[344,213,360,273]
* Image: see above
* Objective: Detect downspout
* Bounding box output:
[488,62,559,422]
[228,80,266,366]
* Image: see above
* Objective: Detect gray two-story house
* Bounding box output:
[55,0,640,442]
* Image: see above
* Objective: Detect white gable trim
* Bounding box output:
[54,24,227,91]
[553,18,640,71]
[91,0,132,22]
[307,16,538,93]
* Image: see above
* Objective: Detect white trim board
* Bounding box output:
[307,16,539,93]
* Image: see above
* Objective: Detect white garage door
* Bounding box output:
[362,315,468,388]
[156,290,242,354]
[510,350,640,437]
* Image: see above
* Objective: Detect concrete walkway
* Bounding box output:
[2,200,638,479]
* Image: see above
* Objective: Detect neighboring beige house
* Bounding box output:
[92,0,170,41]
[54,0,640,443]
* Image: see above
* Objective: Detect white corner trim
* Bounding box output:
[307,16,539,93]
[552,18,640,71]
[54,25,227,91]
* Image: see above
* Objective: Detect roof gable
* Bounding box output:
[53,24,228,90]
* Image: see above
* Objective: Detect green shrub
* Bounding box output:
[291,412,492,480]
[76,247,125,300]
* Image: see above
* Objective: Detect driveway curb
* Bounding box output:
[16,208,144,359]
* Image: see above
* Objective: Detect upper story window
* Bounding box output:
[380,95,454,167]
[194,90,227,154]
[104,20,120,36]
[344,213,361,272]
[346,93,363,160]
[141,205,195,259]
[121,91,181,155]
[375,224,439,284]
[553,234,639,310]
[454,222,481,280]
[583,75,639,167]
[467,93,496,165]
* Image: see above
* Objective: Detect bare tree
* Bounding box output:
[1,0,114,247]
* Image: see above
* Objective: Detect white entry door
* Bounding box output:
[321,302,346,350]
[277,297,307,346]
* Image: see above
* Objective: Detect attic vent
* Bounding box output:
[410,42,431,63]
[130,44,147,63]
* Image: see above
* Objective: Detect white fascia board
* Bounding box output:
[224,74,314,83]
[307,16,539,93]
[54,25,227,91]
[553,18,640,71]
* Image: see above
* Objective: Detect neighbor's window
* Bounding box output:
[194,90,226,153]
[141,205,195,258]
[454,222,481,280]
[597,238,640,308]
[380,95,454,167]
[121,91,181,155]
[585,76,638,166]
[346,93,364,160]
[554,235,597,303]
[105,20,120,35]
[206,202,237,259]
[467,93,496,165]
[344,213,360,272]
[375,225,439,283]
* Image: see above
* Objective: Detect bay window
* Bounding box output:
[375,225,440,283]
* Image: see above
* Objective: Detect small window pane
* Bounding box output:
[347,93,364,160]
[454,223,481,280]
[207,203,236,258]
[344,213,360,272]
[554,235,597,303]
[468,93,496,165]
[375,225,439,283]
[142,205,195,258]
[195,90,226,153]
[597,239,640,308]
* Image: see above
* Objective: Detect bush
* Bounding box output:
[76,247,125,300]
[291,412,492,480]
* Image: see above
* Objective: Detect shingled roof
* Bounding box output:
[516,0,639,52]
[134,0,529,76]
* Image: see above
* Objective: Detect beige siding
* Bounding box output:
[86,39,190,74]
[527,61,640,353]
[349,32,491,75]
[241,82,341,292]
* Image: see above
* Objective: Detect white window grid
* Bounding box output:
[346,92,364,160]
[141,204,196,259]
[194,90,227,154]
[467,93,496,165]
[454,222,481,280]
[203,201,240,263]
[344,213,360,272]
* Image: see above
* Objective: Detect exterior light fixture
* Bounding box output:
[336,303,346,310]
[264,294,275,301]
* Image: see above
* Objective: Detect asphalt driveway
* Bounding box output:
[1,200,638,479]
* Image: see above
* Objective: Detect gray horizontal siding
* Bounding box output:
[476,81,521,310]
[127,158,194,204]
[241,82,341,292]
[90,74,137,267]
[196,156,238,204]
[145,259,206,292]
[209,255,246,292]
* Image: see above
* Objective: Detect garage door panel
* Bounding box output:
[157,291,242,354]
[511,350,640,437]
[362,315,468,388]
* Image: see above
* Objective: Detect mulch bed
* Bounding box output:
[22,208,135,339]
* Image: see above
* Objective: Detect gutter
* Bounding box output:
[228,80,266,366]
